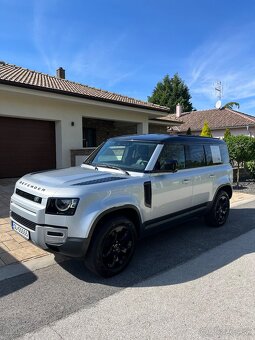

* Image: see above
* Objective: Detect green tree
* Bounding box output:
[223,102,240,110]
[148,74,194,112]
[200,121,212,137]
[225,135,255,187]
[223,128,231,140]
[186,127,192,135]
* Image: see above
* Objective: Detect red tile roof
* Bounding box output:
[0,62,170,113]
[163,108,255,132]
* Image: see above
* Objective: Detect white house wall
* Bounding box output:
[0,85,152,168]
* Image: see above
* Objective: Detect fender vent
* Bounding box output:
[73,177,127,186]
[144,181,152,208]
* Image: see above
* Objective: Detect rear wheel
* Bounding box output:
[84,216,137,277]
[205,190,230,227]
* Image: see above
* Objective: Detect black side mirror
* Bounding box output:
[164,159,178,172]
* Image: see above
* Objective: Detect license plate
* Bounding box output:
[12,221,30,240]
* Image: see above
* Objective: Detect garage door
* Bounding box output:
[0,117,56,178]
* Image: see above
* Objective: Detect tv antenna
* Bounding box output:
[214,81,223,109]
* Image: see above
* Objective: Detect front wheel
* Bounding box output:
[84,216,137,277]
[205,190,230,227]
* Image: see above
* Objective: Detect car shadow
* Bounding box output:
[58,204,255,288]
[0,246,37,298]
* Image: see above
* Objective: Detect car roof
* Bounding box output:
[110,134,225,144]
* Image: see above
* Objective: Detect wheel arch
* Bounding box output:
[86,205,142,248]
[214,184,233,200]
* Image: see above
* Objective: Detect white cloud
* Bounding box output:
[187,23,255,110]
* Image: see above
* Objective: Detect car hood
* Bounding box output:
[20,166,125,188]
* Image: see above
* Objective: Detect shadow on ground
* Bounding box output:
[0,246,37,298]
[59,204,255,287]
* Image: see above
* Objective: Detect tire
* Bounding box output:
[84,216,137,277]
[205,190,230,228]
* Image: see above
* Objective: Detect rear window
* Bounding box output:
[204,144,229,165]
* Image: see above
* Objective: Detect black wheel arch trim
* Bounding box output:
[214,184,232,200]
[84,204,142,255]
[206,184,232,212]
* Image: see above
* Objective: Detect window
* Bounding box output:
[157,144,185,170]
[204,144,229,165]
[83,128,96,147]
[86,140,158,172]
[185,144,206,168]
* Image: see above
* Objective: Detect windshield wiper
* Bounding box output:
[95,164,130,176]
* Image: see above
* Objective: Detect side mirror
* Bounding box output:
[164,159,178,172]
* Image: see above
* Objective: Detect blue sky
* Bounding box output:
[1,0,255,114]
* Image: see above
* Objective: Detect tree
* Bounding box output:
[200,121,212,137]
[223,128,231,140]
[225,135,255,187]
[186,127,192,135]
[223,102,240,110]
[148,74,194,112]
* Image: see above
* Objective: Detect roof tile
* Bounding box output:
[0,62,169,113]
[163,108,255,131]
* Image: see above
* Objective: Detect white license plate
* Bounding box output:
[12,222,30,240]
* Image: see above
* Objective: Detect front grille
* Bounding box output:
[11,211,36,231]
[16,189,42,204]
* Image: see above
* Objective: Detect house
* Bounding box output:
[0,62,181,178]
[167,105,255,137]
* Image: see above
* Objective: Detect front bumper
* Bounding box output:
[10,211,89,258]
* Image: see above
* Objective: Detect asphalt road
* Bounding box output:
[1,200,255,339]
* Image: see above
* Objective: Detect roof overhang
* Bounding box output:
[0,83,169,119]
[0,80,170,118]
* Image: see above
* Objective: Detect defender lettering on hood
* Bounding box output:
[19,181,46,192]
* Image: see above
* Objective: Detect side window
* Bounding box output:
[185,144,206,168]
[219,144,230,164]
[157,144,185,170]
[204,144,228,165]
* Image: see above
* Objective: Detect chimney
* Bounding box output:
[176,103,182,118]
[56,67,65,79]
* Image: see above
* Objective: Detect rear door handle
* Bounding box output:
[182,179,191,184]
[209,174,215,178]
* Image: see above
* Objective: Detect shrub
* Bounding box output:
[245,161,255,179]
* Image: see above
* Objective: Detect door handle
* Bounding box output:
[209,174,215,178]
[182,179,191,184]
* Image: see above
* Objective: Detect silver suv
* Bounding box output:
[10,134,233,277]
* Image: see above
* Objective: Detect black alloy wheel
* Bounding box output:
[215,194,229,225]
[85,216,137,277]
[101,225,134,270]
[205,190,230,227]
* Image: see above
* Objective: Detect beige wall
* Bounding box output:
[190,127,255,138]
[0,85,164,168]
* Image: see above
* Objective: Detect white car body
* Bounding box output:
[10,134,233,259]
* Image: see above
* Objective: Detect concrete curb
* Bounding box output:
[0,254,61,282]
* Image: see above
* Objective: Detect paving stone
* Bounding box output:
[0,233,12,242]
[3,239,23,251]
[0,224,11,233]
[12,234,28,243]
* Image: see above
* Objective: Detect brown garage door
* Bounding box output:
[0,117,56,178]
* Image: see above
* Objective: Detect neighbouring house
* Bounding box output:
[165,104,255,138]
[0,62,181,178]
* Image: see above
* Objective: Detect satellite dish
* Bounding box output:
[215,100,222,109]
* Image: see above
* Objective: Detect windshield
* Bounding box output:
[85,140,158,172]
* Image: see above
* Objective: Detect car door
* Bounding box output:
[149,143,193,221]
[185,143,213,206]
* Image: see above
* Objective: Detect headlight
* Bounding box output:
[46,198,79,215]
